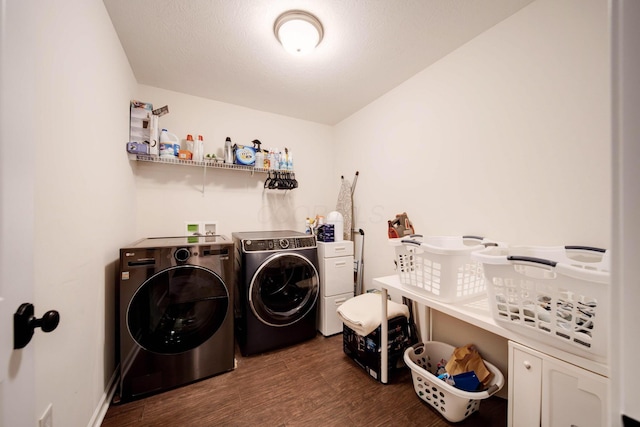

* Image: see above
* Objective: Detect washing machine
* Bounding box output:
[116,235,235,403]
[232,230,320,356]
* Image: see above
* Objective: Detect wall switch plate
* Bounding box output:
[39,403,53,427]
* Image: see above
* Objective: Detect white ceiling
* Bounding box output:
[103,0,535,125]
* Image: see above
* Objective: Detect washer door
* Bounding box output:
[127,265,229,354]
[249,252,319,327]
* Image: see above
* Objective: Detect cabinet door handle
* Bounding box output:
[334,261,347,267]
[523,360,532,370]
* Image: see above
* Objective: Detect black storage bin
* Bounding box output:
[342,315,411,382]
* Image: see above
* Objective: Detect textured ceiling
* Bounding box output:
[104,0,535,125]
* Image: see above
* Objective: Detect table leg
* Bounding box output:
[381,287,388,384]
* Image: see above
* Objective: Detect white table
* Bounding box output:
[374,274,608,384]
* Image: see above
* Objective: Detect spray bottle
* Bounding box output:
[224,137,233,164]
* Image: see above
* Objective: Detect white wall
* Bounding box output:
[334,0,610,403]
[335,0,610,289]
[132,85,336,238]
[25,0,138,426]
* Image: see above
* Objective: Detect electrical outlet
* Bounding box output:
[39,403,53,427]
[203,222,217,236]
[184,221,217,236]
[185,222,200,235]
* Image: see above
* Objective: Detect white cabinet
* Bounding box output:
[508,341,608,427]
[317,241,354,336]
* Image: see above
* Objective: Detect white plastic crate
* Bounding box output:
[391,235,491,303]
[472,245,610,361]
[404,342,504,423]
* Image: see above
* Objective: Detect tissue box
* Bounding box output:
[317,224,335,242]
[126,142,149,155]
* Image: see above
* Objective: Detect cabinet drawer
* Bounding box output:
[318,292,353,336]
[321,256,354,296]
[509,346,542,427]
[317,241,354,258]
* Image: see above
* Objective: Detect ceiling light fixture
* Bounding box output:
[274,10,324,55]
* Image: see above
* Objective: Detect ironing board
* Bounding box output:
[336,177,353,241]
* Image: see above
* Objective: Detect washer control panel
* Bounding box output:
[242,236,316,252]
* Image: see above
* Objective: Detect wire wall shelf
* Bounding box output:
[132,154,271,174]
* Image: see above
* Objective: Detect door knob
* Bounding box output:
[14,303,60,349]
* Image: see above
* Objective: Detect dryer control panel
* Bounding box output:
[242,236,316,252]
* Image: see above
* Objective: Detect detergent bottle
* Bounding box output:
[159,129,179,158]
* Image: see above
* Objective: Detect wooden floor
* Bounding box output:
[102,334,506,427]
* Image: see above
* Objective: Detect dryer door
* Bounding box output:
[127,265,229,354]
[249,252,319,327]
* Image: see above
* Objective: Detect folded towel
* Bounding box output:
[337,292,410,337]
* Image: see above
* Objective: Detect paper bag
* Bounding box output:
[445,344,494,388]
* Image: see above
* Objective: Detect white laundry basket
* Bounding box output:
[404,342,504,423]
[391,235,494,303]
[472,245,610,361]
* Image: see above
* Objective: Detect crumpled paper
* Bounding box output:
[445,344,494,388]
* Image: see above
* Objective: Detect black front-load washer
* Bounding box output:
[232,230,319,356]
[116,236,235,403]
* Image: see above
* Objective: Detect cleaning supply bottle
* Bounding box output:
[254,150,264,169]
[252,139,263,169]
[185,134,195,156]
[269,149,277,170]
[195,135,204,162]
[159,129,179,158]
[263,150,271,169]
[287,150,293,170]
[277,150,284,170]
[283,148,291,170]
[224,137,233,164]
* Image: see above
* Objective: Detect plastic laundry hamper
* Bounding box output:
[391,235,494,303]
[404,342,504,423]
[472,245,610,362]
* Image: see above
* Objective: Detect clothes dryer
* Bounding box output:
[116,236,235,403]
[233,230,319,356]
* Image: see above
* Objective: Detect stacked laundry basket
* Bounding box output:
[472,244,610,362]
[389,235,610,422]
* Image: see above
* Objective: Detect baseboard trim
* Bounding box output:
[87,366,119,427]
